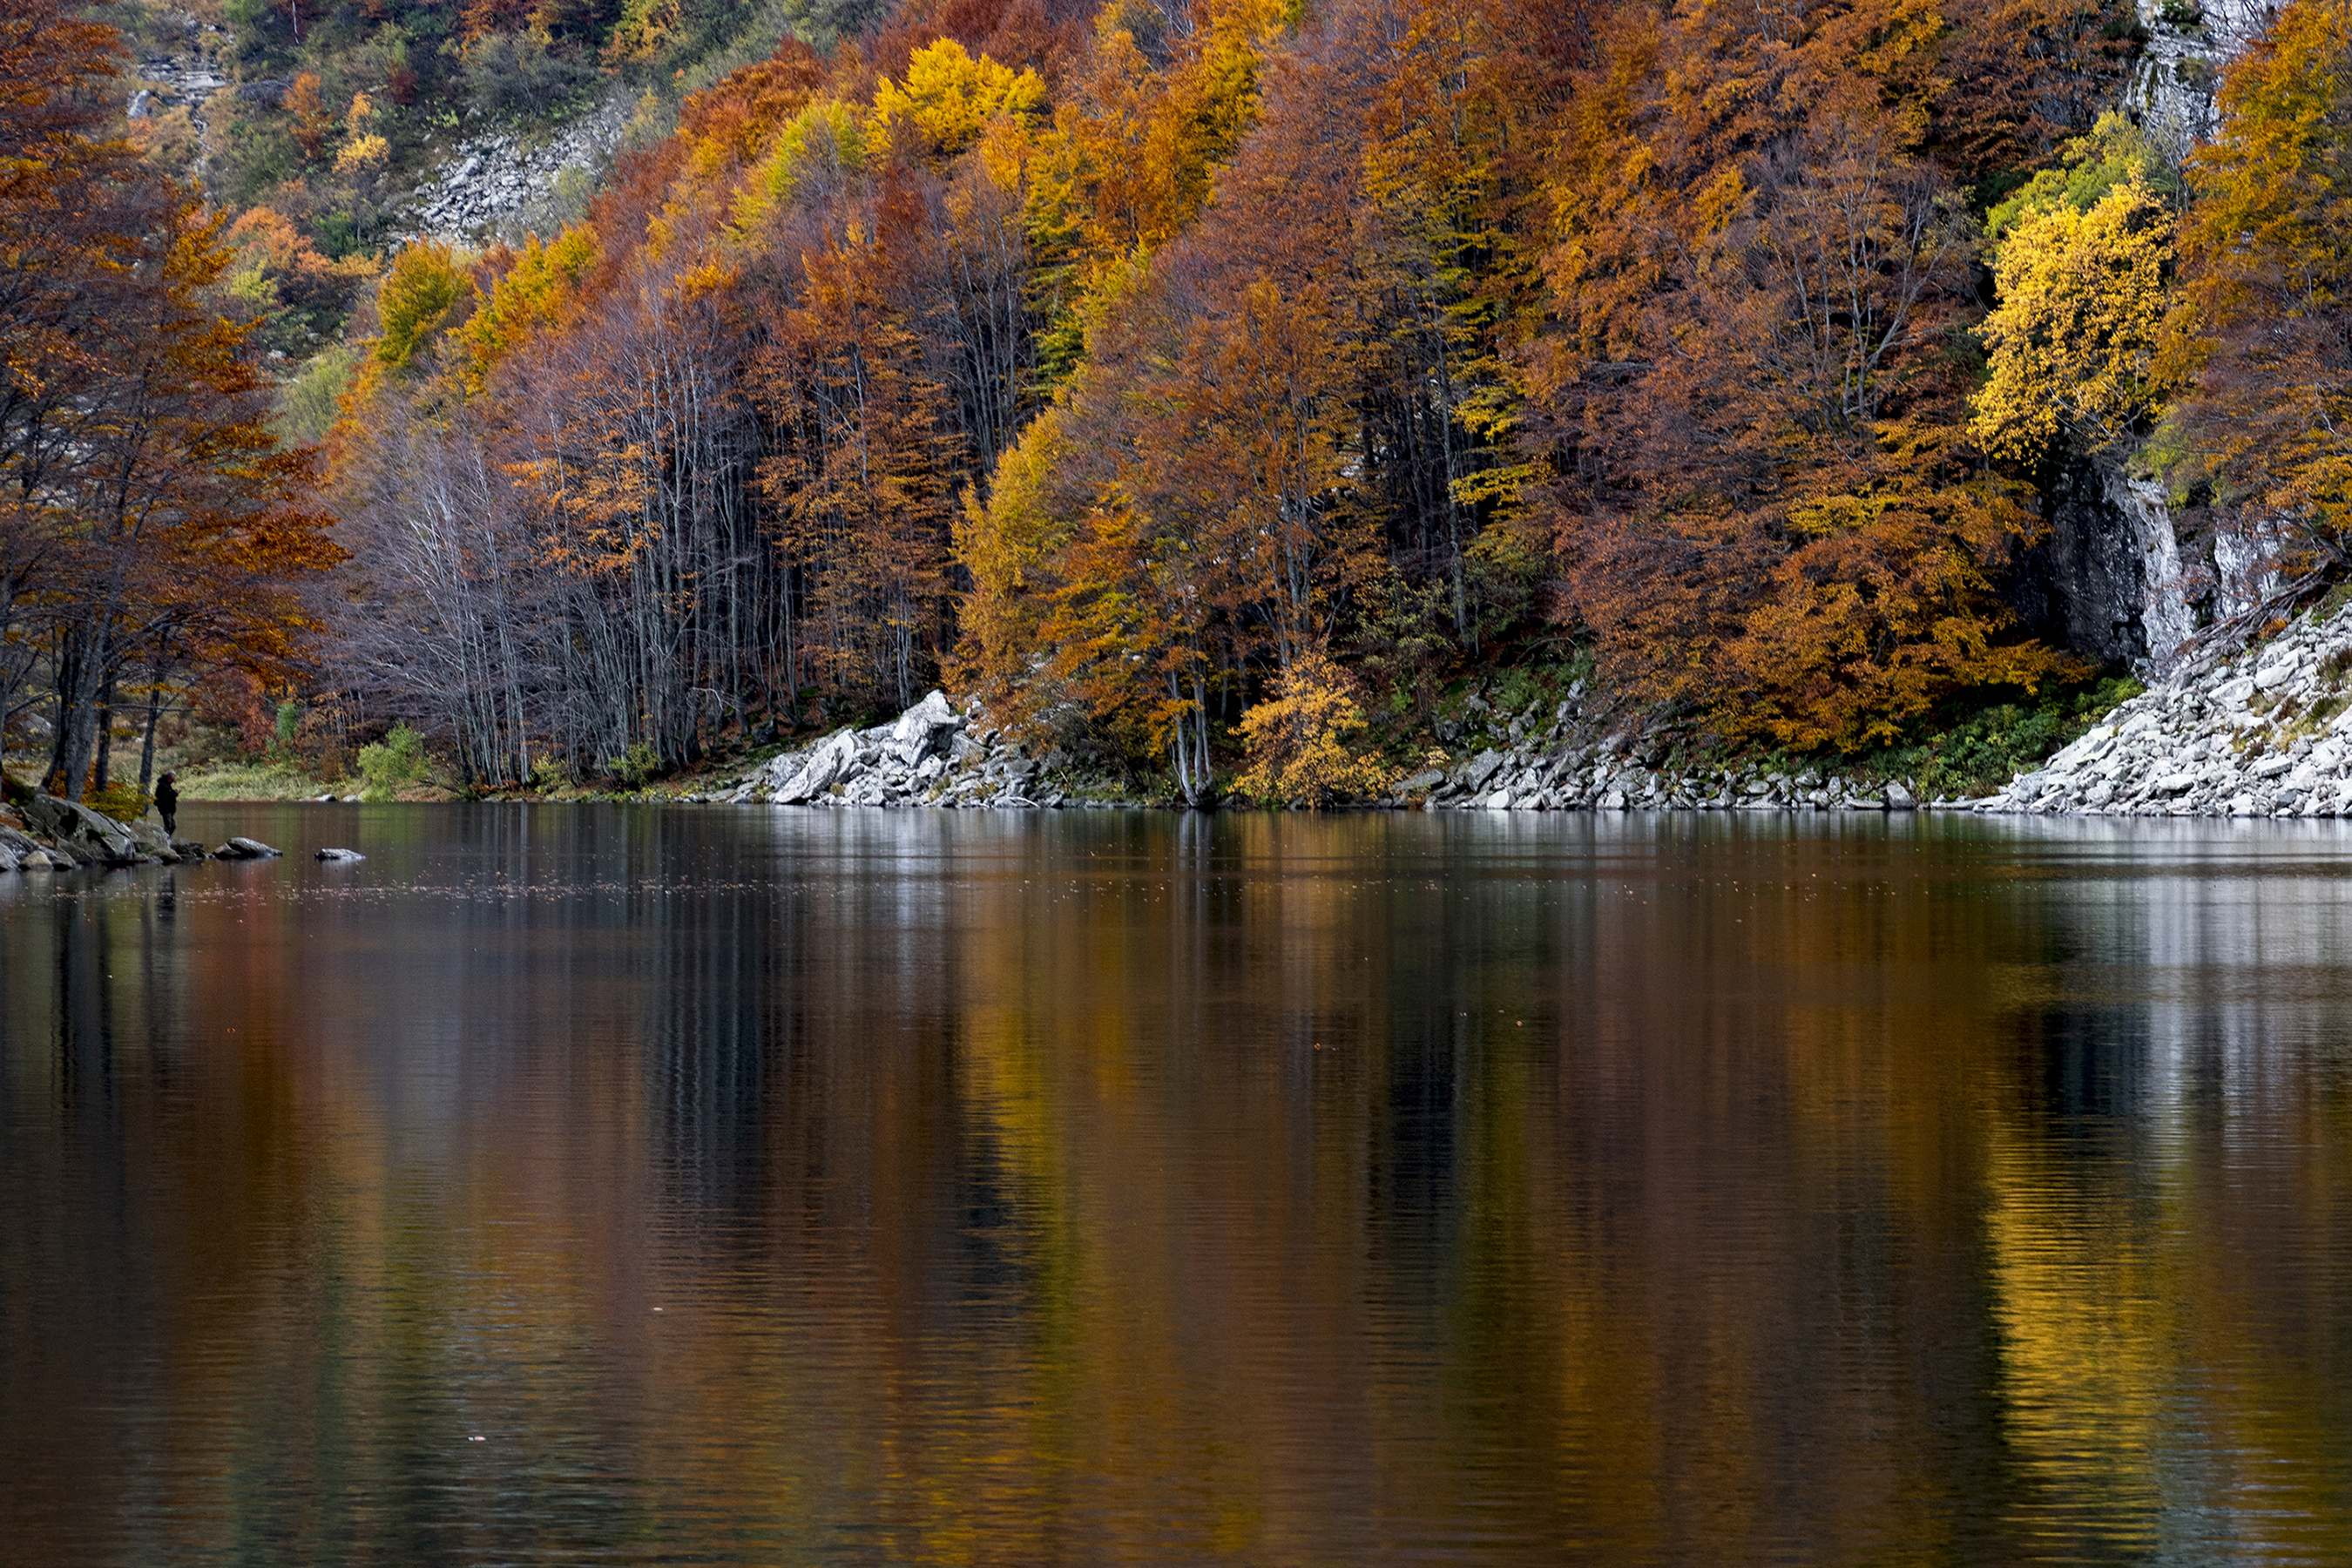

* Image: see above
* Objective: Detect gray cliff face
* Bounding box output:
[2038,460,2194,676]
[2118,471,2195,665]
[2029,0,2266,678]
[2041,458,2159,670]
[2124,0,2276,157]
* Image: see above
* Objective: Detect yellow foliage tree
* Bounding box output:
[1015,0,1294,378]
[731,100,863,233]
[371,241,470,369]
[868,40,1044,164]
[949,402,1076,711]
[1982,111,2171,248]
[1235,645,1394,806]
[333,132,389,179]
[1973,177,2180,461]
[456,226,598,388]
[605,0,686,63]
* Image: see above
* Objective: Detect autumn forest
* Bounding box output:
[3,0,2349,803]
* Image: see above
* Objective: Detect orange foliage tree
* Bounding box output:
[2168,0,2352,566]
[754,226,962,711]
[1529,0,2078,747]
[313,0,2222,791]
[284,71,334,162]
[2,2,338,798]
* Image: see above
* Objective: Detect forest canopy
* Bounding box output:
[10,0,2350,801]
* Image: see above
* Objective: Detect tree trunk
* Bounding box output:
[44,626,107,800]
[137,672,166,801]
[92,672,115,794]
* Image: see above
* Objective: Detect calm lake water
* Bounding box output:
[5,803,2352,1565]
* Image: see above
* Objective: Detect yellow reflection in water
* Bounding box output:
[1984,1119,2170,1551]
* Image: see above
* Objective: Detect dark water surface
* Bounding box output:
[5,804,2352,1565]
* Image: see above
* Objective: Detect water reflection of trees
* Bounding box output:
[6,812,2352,1560]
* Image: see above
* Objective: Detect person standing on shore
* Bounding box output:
[155,771,178,837]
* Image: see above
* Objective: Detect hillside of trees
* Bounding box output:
[7,0,2350,802]
[2,0,339,804]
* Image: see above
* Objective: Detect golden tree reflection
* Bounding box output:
[7,810,2352,1561]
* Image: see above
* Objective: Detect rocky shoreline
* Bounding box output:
[679,692,1145,810]
[43,603,2352,830]
[0,789,284,871]
[1980,602,2352,818]
[669,686,1941,814]
[675,606,2352,821]
[1393,601,2352,821]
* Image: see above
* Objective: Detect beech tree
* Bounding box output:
[1531,0,2076,747]
[294,0,2352,793]
[1234,645,1391,805]
[1975,178,2180,463]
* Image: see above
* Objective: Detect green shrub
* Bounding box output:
[214,116,300,207]
[279,344,359,443]
[356,722,430,801]
[463,31,595,120]
[1862,674,2143,800]
[604,741,660,788]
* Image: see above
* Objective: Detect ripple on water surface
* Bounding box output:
[4,803,2352,1564]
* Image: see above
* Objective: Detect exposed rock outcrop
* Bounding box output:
[688,691,1134,810]
[2031,456,2193,675]
[1982,602,2352,817]
[2125,0,2272,156]
[391,98,630,248]
[24,794,145,863]
[130,23,231,120]
[0,794,200,868]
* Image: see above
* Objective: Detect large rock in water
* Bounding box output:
[213,836,282,859]
[24,793,141,862]
[126,820,179,861]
